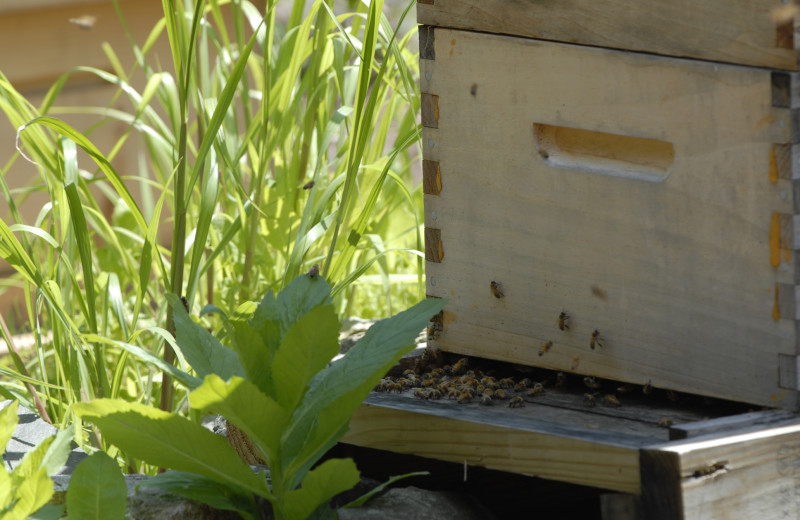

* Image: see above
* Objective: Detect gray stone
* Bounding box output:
[1,400,86,475]
[337,486,492,520]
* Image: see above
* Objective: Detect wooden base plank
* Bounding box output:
[642,421,800,520]
[344,393,644,493]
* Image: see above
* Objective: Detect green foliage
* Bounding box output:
[75,274,447,520]
[0,401,72,520]
[66,451,127,520]
[0,0,425,425]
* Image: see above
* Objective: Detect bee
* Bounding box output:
[480,394,493,406]
[555,372,567,389]
[570,356,580,370]
[584,376,600,390]
[396,378,411,389]
[490,281,505,299]
[374,378,391,392]
[470,83,478,96]
[558,311,570,331]
[459,376,478,387]
[518,378,533,388]
[447,388,459,399]
[482,388,494,398]
[458,386,476,398]
[514,381,529,392]
[603,394,621,407]
[658,418,673,428]
[616,384,632,394]
[508,396,525,408]
[666,390,680,402]
[180,296,190,313]
[643,380,653,395]
[457,392,473,404]
[527,383,545,397]
[307,264,320,279]
[498,377,515,389]
[451,357,469,375]
[481,376,498,389]
[302,180,315,190]
[494,389,509,400]
[431,368,445,378]
[426,323,439,341]
[538,340,553,357]
[583,393,597,407]
[428,389,443,400]
[402,369,416,377]
[413,388,428,399]
[590,330,603,350]
[69,15,97,30]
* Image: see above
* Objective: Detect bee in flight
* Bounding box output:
[69,15,97,30]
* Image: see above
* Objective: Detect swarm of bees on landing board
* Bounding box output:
[371,347,664,410]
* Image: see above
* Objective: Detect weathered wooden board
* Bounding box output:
[422,28,799,409]
[642,421,800,520]
[418,0,800,70]
[343,391,800,519]
[344,392,648,493]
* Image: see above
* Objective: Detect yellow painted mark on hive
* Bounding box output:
[770,145,778,184]
[442,311,457,327]
[436,170,442,193]
[773,283,781,321]
[438,240,445,262]
[770,211,781,267]
[449,39,456,56]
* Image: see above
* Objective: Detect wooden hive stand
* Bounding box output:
[345,1,800,519]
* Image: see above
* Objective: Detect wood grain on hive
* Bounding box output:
[421,25,799,409]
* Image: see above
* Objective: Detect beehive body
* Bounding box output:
[421,3,800,409]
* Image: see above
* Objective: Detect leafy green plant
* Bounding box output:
[74,273,446,519]
[0,0,424,428]
[0,401,73,520]
[65,451,127,520]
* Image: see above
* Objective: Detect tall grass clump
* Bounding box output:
[0,0,425,433]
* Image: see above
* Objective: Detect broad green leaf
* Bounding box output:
[283,298,446,480]
[8,467,53,520]
[139,471,260,518]
[230,320,274,397]
[66,451,126,520]
[282,458,360,520]
[189,374,287,467]
[27,503,65,520]
[0,401,18,451]
[40,428,74,476]
[173,300,244,380]
[73,399,269,498]
[272,304,340,410]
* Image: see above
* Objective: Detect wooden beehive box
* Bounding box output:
[420,0,800,410]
